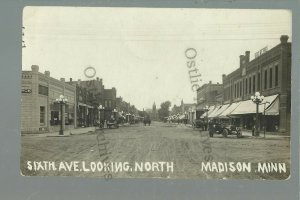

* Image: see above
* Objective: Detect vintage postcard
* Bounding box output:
[21,7,291,180]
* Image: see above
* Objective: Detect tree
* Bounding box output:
[171,104,182,115]
[158,101,171,121]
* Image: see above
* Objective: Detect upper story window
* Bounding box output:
[264,69,268,90]
[245,78,248,94]
[249,77,252,94]
[269,68,273,88]
[253,75,256,92]
[240,81,242,97]
[257,73,261,91]
[38,85,48,96]
[275,65,279,86]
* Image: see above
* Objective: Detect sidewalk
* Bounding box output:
[241,130,290,139]
[26,123,134,137]
[21,127,97,137]
[179,123,290,139]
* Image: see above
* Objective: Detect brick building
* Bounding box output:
[197,35,291,133]
[68,78,118,125]
[21,65,76,133]
[196,81,223,118]
[193,35,291,134]
[68,78,104,127]
[103,88,117,121]
[222,35,291,133]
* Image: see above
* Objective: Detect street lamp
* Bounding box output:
[251,92,264,136]
[184,111,188,125]
[112,108,118,120]
[204,105,209,131]
[55,95,68,135]
[98,105,104,128]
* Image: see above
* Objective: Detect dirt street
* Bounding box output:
[20,122,290,180]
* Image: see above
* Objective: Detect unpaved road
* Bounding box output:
[20,122,290,180]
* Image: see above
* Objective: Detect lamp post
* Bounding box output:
[112,108,118,120]
[204,105,209,131]
[251,92,264,136]
[55,95,68,135]
[98,105,104,128]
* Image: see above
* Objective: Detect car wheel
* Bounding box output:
[222,129,228,138]
[237,130,242,138]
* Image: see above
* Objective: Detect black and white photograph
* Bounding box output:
[20,6,291,180]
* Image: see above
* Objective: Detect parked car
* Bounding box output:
[209,121,242,138]
[192,119,207,130]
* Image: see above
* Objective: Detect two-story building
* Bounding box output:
[196,81,223,118]
[21,65,76,133]
[222,35,291,133]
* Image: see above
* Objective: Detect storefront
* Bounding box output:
[21,65,77,133]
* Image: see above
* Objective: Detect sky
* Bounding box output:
[22,7,292,110]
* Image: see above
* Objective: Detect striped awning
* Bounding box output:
[230,94,278,115]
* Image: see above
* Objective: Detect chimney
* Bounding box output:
[96,77,99,81]
[239,55,244,68]
[280,35,289,44]
[209,80,212,84]
[78,79,81,85]
[70,78,72,82]
[44,71,50,77]
[245,51,250,63]
[31,65,39,72]
[60,78,65,82]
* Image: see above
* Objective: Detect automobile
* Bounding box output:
[143,116,151,126]
[106,117,119,129]
[192,119,206,130]
[209,122,242,138]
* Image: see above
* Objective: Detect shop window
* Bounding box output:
[50,111,60,125]
[65,113,70,125]
[40,106,45,124]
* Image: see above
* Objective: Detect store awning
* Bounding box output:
[230,94,278,115]
[208,105,222,118]
[265,96,279,115]
[210,104,230,118]
[78,102,94,109]
[199,106,216,118]
[218,102,241,119]
[179,114,186,119]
